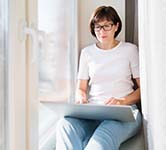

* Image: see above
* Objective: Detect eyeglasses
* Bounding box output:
[94,23,114,32]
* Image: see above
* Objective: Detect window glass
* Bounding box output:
[0,0,8,149]
[38,0,77,102]
[38,0,77,148]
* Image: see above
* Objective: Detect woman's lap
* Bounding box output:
[85,108,142,150]
[56,117,100,149]
[56,106,142,150]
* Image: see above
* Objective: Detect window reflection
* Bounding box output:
[38,0,76,102]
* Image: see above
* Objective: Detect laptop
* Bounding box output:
[41,101,136,122]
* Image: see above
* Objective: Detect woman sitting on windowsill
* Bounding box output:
[56,6,142,150]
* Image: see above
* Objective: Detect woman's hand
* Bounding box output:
[75,97,89,104]
[75,88,89,104]
[75,93,88,104]
[104,97,125,105]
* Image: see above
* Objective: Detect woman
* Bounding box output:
[56,6,142,150]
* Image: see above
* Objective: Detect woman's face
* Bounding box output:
[94,20,118,43]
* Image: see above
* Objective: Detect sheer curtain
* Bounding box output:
[0,0,8,149]
[139,0,166,149]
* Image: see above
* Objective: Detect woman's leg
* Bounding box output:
[56,117,100,150]
[84,107,142,150]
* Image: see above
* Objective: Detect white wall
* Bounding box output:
[78,0,125,50]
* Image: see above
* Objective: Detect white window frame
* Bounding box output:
[8,0,38,150]
[8,0,27,149]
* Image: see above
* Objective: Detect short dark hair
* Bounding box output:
[89,6,122,38]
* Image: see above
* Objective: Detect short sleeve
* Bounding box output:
[129,45,140,78]
[77,50,89,80]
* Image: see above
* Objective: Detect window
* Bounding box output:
[0,0,8,149]
[38,0,78,149]
[38,0,77,102]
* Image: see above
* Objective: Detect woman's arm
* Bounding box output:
[105,78,141,105]
[75,79,89,104]
[122,78,140,105]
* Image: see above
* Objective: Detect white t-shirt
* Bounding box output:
[77,41,139,103]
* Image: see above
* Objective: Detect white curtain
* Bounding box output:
[139,0,166,149]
